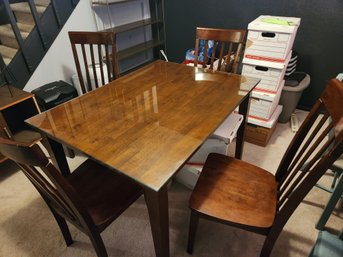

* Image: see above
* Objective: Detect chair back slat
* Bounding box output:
[217,43,225,70]
[104,45,112,81]
[232,42,244,73]
[278,129,334,208]
[209,42,218,70]
[97,44,105,85]
[0,137,94,232]
[17,162,79,223]
[80,44,92,92]
[69,31,119,95]
[202,39,209,68]
[193,27,246,73]
[278,115,331,191]
[89,44,99,89]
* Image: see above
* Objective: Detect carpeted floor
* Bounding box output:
[0,110,342,257]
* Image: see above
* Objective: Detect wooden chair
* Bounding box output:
[0,137,143,257]
[187,78,343,257]
[69,31,119,95]
[185,27,246,168]
[194,27,246,73]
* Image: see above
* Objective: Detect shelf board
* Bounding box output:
[92,0,134,6]
[119,59,155,75]
[118,39,164,60]
[102,18,163,34]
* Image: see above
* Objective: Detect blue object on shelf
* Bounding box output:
[185,40,214,63]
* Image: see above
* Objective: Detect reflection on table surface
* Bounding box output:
[26,60,259,191]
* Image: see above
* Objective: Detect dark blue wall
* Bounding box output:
[164,0,343,109]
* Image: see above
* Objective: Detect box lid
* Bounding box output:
[248,105,283,128]
[243,50,292,69]
[252,80,284,101]
[248,15,301,34]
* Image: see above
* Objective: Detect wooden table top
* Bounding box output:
[26,61,259,191]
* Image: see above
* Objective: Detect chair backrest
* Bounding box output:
[0,137,96,233]
[267,79,343,243]
[194,27,246,73]
[69,31,119,95]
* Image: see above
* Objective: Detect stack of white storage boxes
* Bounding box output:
[242,15,301,146]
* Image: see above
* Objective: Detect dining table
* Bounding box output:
[26,60,259,257]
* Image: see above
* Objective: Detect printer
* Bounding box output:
[32,81,78,111]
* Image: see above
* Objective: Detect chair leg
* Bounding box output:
[187,210,199,254]
[260,232,280,257]
[316,174,343,230]
[260,239,274,257]
[330,171,340,189]
[49,208,73,246]
[88,231,108,257]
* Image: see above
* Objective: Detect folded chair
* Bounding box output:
[0,137,143,257]
[187,78,343,257]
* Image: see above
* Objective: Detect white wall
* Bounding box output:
[24,0,97,92]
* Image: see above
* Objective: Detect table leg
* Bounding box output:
[316,175,343,230]
[42,136,70,177]
[144,185,170,257]
[236,94,251,159]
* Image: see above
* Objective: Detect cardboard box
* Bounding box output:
[245,122,277,147]
[245,15,301,62]
[249,82,283,120]
[211,112,243,144]
[242,52,290,93]
[245,105,282,146]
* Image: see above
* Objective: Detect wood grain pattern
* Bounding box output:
[26,61,259,191]
[190,153,276,228]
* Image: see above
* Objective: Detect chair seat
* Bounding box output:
[12,129,42,144]
[190,153,277,228]
[68,159,143,231]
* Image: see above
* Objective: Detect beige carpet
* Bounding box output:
[0,110,342,257]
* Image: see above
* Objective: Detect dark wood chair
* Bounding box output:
[187,78,343,257]
[68,31,119,95]
[194,27,246,73]
[0,137,143,257]
[188,28,246,166]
